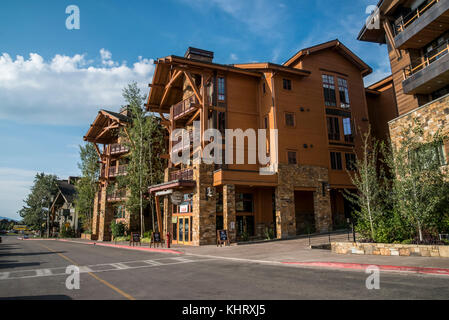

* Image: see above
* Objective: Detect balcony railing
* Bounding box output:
[110,143,129,155]
[108,165,128,177]
[172,95,200,120]
[172,131,193,155]
[394,0,440,35]
[107,190,126,201]
[170,168,194,181]
[404,40,449,79]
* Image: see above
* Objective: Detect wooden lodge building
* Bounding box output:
[146,41,398,246]
[84,109,134,241]
[359,0,449,162]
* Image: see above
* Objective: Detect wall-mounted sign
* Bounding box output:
[171,191,184,205]
[180,205,189,213]
[172,216,178,223]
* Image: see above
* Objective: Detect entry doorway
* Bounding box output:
[294,191,316,235]
[172,216,192,245]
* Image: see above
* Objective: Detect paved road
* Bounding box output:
[1,236,449,300]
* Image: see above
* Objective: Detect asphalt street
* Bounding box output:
[1,236,449,300]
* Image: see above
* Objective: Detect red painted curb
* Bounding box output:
[282,261,449,275]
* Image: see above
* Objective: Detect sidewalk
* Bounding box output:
[27,236,449,275]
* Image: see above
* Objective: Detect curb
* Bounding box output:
[282,261,449,276]
[24,238,183,255]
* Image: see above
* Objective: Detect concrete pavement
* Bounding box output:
[1,235,449,300]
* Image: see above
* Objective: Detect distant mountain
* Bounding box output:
[0,217,17,222]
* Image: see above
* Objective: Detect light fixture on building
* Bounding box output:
[206,187,214,199]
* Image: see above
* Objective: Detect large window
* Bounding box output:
[283,79,292,91]
[343,117,354,143]
[330,152,343,170]
[327,117,340,141]
[338,78,350,109]
[115,206,126,219]
[236,193,254,213]
[218,77,226,101]
[322,74,336,107]
[410,142,447,169]
[285,112,295,127]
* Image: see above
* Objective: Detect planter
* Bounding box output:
[81,233,97,241]
[332,241,449,258]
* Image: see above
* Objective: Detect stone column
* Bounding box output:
[91,191,100,237]
[275,184,296,239]
[163,196,172,240]
[313,190,332,233]
[192,164,216,246]
[223,184,236,242]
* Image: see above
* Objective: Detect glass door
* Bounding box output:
[176,217,191,245]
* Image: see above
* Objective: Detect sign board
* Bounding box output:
[172,216,178,224]
[151,232,164,248]
[171,191,184,205]
[129,232,141,247]
[156,189,173,197]
[217,230,230,247]
[180,204,189,213]
[14,225,28,231]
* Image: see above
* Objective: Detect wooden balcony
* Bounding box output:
[403,40,449,94]
[170,168,194,181]
[394,0,440,35]
[172,131,193,155]
[394,0,449,50]
[107,190,126,202]
[108,165,128,178]
[110,143,129,155]
[172,95,200,121]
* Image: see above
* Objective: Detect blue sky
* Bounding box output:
[0,0,390,220]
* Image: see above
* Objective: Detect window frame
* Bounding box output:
[283,78,292,91]
[338,77,351,109]
[284,112,296,128]
[217,76,226,102]
[327,116,340,141]
[322,74,337,107]
[287,150,298,165]
[345,153,356,171]
[330,151,343,170]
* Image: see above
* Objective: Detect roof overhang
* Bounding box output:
[148,180,196,194]
[84,110,130,144]
[233,62,311,77]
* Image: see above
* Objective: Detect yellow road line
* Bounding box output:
[39,243,136,300]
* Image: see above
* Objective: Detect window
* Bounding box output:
[218,112,226,136]
[216,192,223,213]
[327,117,340,141]
[236,193,254,213]
[263,83,266,94]
[410,142,447,169]
[322,74,336,107]
[115,206,126,219]
[283,79,292,90]
[345,153,356,171]
[343,117,354,143]
[330,152,343,170]
[288,151,297,165]
[218,77,226,101]
[264,116,268,129]
[338,78,350,109]
[285,112,295,127]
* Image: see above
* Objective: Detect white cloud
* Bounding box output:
[230,53,238,61]
[0,168,37,220]
[0,49,155,125]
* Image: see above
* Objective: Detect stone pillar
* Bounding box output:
[223,184,236,242]
[192,164,216,246]
[98,187,113,241]
[275,184,296,239]
[163,196,172,241]
[91,191,100,237]
[313,190,332,233]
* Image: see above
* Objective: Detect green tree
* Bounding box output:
[19,173,58,237]
[344,128,386,242]
[386,120,449,242]
[74,143,100,233]
[117,82,166,236]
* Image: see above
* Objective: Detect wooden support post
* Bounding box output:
[155,196,163,236]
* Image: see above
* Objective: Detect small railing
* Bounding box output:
[108,165,128,177]
[170,168,194,181]
[107,190,126,201]
[110,143,129,155]
[172,95,200,120]
[394,0,440,35]
[404,40,449,79]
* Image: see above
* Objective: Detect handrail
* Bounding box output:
[110,143,129,155]
[172,95,200,120]
[395,0,439,34]
[170,168,194,181]
[108,165,128,177]
[404,40,449,78]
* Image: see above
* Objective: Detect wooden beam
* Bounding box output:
[183,71,203,105]
[155,196,163,235]
[160,70,183,107]
[93,143,102,159]
[96,123,119,140]
[383,20,401,59]
[186,108,201,126]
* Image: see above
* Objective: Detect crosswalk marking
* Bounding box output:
[0,272,10,280]
[78,266,94,273]
[143,260,164,266]
[35,269,53,276]
[110,263,130,270]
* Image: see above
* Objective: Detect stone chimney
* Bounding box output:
[184,47,214,63]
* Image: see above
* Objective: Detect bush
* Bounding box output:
[111,220,126,238]
[60,225,75,238]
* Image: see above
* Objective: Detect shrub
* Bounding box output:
[60,225,75,238]
[111,220,126,238]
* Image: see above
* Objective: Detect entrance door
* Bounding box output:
[177,216,191,244]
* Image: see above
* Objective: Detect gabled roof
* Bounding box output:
[283,39,373,76]
[84,109,130,144]
[51,180,77,211]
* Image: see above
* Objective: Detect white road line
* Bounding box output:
[35,269,53,277]
[143,260,164,266]
[78,266,94,273]
[0,272,10,280]
[110,263,130,270]
[170,257,194,263]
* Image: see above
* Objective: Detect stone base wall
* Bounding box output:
[276,164,332,238]
[332,242,449,258]
[389,93,449,147]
